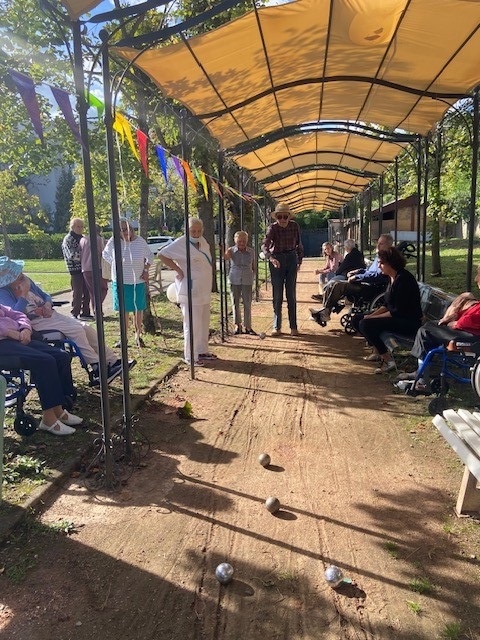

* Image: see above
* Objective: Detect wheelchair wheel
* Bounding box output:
[428,396,449,416]
[430,376,449,396]
[14,414,38,437]
[370,292,386,311]
[340,314,349,327]
[471,359,480,399]
[345,323,357,335]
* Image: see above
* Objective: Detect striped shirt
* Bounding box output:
[102,236,154,285]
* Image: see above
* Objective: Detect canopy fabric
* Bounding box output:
[60,0,103,20]
[114,0,480,211]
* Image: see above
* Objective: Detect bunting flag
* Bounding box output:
[113,112,139,160]
[85,91,104,118]
[155,145,169,184]
[210,178,224,199]
[50,86,85,149]
[172,156,184,182]
[136,129,149,177]
[9,69,44,142]
[181,159,196,189]
[242,192,255,203]
[199,170,209,200]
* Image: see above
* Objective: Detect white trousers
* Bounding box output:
[180,303,210,363]
[31,311,118,365]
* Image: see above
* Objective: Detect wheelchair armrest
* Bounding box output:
[447,339,480,357]
[33,329,68,342]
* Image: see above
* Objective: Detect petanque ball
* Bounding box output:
[215,562,234,585]
[324,565,344,588]
[265,496,280,513]
[258,453,271,467]
[259,332,266,340]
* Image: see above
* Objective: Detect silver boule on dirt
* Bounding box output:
[265,496,280,513]
[324,565,344,588]
[215,562,234,585]
[258,453,271,467]
[259,332,266,340]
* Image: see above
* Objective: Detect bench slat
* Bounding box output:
[433,415,480,481]
[442,409,480,458]
[456,409,480,439]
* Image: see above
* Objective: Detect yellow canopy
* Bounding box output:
[110,0,480,210]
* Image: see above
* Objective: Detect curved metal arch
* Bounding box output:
[196,77,466,122]
[267,181,366,199]
[260,163,379,184]
[243,149,393,175]
[226,121,415,157]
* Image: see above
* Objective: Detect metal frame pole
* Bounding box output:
[467,87,479,290]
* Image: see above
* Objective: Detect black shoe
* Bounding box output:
[234,326,242,335]
[311,294,323,301]
[79,313,94,320]
[245,328,257,335]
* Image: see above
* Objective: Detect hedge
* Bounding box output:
[1,234,65,260]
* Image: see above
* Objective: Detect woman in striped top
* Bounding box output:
[103,218,154,348]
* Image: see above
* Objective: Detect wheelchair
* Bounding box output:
[339,284,387,334]
[0,354,77,437]
[404,339,480,416]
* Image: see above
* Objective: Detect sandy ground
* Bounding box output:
[1,264,479,640]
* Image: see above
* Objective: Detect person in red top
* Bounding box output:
[261,203,304,337]
[397,265,480,388]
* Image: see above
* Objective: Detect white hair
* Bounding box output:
[344,238,356,251]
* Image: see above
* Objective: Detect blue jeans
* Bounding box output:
[269,251,298,330]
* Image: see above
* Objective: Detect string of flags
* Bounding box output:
[7,68,263,204]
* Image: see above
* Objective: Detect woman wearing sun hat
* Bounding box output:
[261,203,304,336]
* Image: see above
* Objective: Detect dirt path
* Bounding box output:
[1,265,479,639]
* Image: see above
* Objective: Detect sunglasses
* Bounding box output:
[276,214,289,220]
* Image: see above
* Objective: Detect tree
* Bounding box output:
[54,166,75,232]
[0,169,40,256]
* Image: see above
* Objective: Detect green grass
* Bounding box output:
[408,576,435,595]
[22,259,70,293]
[405,600,422,615]
[440,622,462,639]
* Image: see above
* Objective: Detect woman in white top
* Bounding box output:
[158,217,215,366]
[103,218,154,348]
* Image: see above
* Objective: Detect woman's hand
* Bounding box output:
[176,268,185,281]
[5,329,21,341]
[42,302,53,318]
[19,328,32,345]
[269,258,280,269]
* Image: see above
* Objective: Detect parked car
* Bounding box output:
[147,235,174,255]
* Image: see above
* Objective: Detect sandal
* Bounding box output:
[199,353,218,360]
[245,328,257,335]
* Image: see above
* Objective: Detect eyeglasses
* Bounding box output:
[276,214,289,220]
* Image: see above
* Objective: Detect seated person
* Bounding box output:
[312,239,365,301]
[311,242,342,301]
[0,303,82,435]
[310,233,393,324]
[397,266,480,390]
[355,247,423,374]
[0,256,124,384]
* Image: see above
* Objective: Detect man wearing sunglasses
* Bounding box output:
[261,203,304,336]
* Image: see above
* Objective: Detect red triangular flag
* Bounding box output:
[136,129,149,177]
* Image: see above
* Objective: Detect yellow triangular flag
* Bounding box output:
[199,171,209,200]
[113,112,139,160]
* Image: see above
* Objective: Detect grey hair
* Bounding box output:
[344,238,356,251]
[189,217,203,230]
[379,233,394,246]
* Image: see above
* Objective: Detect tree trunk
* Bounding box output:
[430,127,443,277]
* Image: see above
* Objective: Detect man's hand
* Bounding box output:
[270,258,280,269]
[347,274,358,282]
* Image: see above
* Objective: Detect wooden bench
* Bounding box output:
[432,409,480,516]
[148,261,164,297]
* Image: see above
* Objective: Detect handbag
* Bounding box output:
[101,258,111,281]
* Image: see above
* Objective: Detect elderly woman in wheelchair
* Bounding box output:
[0,256,132,385]
[397,267,480,399]
[0,304,82,435]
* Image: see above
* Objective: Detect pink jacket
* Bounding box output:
[0,304,32,338]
